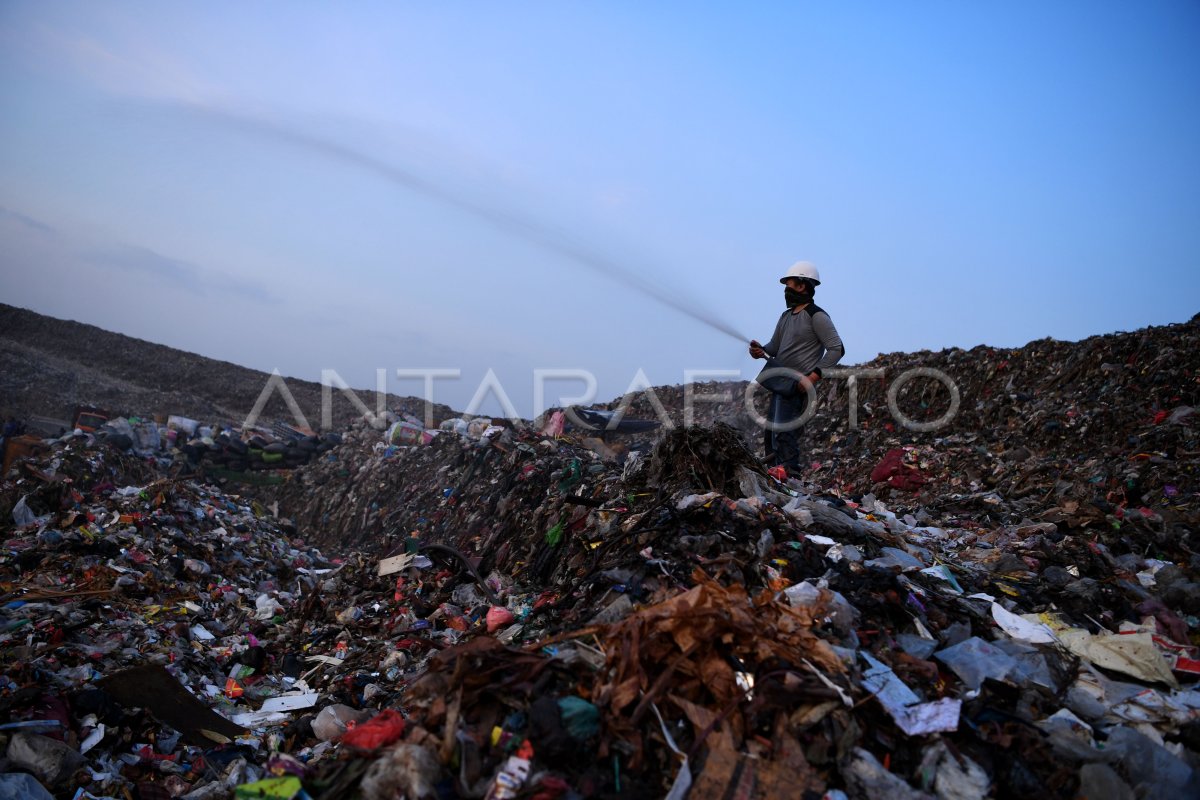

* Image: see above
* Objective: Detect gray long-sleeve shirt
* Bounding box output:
[762,303,845,376]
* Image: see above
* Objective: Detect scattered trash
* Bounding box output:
[3,314,1200,796]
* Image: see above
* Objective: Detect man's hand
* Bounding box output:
[749,340,766,359]
[797,372,820,393]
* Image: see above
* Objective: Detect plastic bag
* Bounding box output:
[341,708,406,750]
[311,704,371,742]
[557,696,600,741]
[0,774,56,800]
[12,496,37,527]
[934,636,1016,689]
[486,606,515,633]
[254,594,284,621]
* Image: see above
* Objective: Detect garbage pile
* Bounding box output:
[44,414,350,480]
[599,315,1200,529]
[2,314,1199,799]
[2,422,1198,797]
[176,426,344,476]
[263,415,636,559]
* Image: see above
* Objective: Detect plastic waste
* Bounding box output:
[0,774,56,800]
[311,704,372,742]
[825,542,862,563]
[234,776,302,799]
[918,741,989,800]
[1102,725,1200,799]
[897,632,938,660]
[860,653,960,736]
[842,747,931,800]
[934,637,1016,690]
[452,584,485,607]
[5,733,86,787]
[995,639,1057,691]
[486,606,515,633]
[784,581,858,638]
[341,708,406,750]
[989,602,1056,644]
[360,744,440,800]
[558,696,600,741]
[919,565,963,593]
[484,740,533,800]
[12,495,38,526]
[184,558,212,575]
[865,546,924,571]
[676,492,722,511]
[254,593,284,621]
[588,594,633,625]
[1058,627,1179,688]
[784,581,821,606]
[1037,708,1101,763]
[466,418,493,439]
[168,415,199,434]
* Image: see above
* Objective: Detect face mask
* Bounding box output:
[784,286,810,308]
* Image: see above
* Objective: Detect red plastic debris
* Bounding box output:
[341,708,406,750]
[486,606,516,633]
[870,448,928,491]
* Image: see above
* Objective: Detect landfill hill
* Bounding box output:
[2,314,1200,798]
[597,310,1200,459]
[272,312,1199,560]
[0,303,456,429]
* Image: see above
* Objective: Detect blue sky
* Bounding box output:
[2,2,1198,418]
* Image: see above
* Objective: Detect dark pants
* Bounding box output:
[763,388,809,471]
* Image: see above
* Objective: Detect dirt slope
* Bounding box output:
[0,303,454,429]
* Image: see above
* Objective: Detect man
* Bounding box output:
[749,261,845,476]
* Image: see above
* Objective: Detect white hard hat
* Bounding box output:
[780,261,821,285]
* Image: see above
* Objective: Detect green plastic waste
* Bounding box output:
[558,695,600,740]
[234,776,303,799]
[557,458,583,494]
